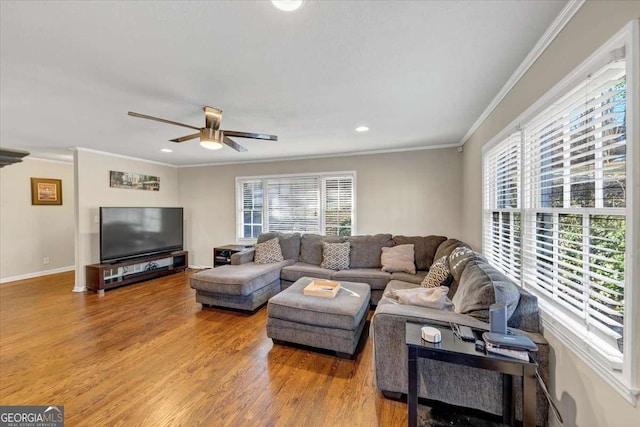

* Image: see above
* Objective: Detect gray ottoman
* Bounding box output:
[267,276,371,358]
[190,260,293,311]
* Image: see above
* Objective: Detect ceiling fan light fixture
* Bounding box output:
[271,0,304,12]
[200,128,223,150]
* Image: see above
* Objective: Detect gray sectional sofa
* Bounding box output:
[189,232,549,425]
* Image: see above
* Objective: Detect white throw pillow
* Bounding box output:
[381,244,416,274]
[421,256,451,288]
[254,237,284,264]
[320,242,350,270]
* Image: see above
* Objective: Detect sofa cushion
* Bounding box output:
[331,268,391,291]
[299,234,344,265]
[421,256,452,288]
[393,235,447,270]
[434,238,469,263]
[257,232,301,262]
[189,260,293,296]
[381,244,416,274]
[281,262,335,282]
[390,271,428,285]
[346,234,393,268]
[321,242,351,270]
[453,259,520,321]
[254,237,285,264]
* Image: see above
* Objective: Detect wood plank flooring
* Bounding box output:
[0,271,409,426]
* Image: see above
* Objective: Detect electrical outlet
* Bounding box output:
[94,215,100,224]
[43,257,50,265]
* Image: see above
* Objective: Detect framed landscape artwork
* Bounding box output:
[109,171,160,191]
[31,177,62,205]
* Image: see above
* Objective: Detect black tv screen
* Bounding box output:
[100,207,184,263]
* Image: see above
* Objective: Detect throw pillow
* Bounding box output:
[320,242,351,270]
[254,237,284,264]
[421,256,452,288]
[448,246,486,284]
[392,235,447,270]
[385,286,452,310]
[381,244,416,274]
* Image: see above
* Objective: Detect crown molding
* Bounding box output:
[178,142,460,168]
[459,0,586,146]
[73,147,176,167]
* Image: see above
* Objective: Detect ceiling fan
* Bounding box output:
[127,106,277,152]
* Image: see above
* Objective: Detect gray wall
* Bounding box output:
[178,148,462,267]
[461,2,640,425]
[0,158,75,281]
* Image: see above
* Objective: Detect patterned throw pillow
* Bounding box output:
[320,242,351,270]
[254,237,284,264]
[421,256,451,288]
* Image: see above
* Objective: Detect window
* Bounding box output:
[523,57,627,362]
[482,22,637,401]
[483,132,522,282]
[236,172,355,240]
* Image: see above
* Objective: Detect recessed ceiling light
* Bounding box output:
[271,0,304,12]
[355,126,370,133]
[161,148,173,153]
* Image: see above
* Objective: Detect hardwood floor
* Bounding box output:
[0,271,409,426]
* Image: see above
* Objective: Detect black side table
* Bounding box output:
[406,321,537,427]
[213,244,253,267]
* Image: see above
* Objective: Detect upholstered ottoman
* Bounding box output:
[190,260,293,311]
[266,276,371,358]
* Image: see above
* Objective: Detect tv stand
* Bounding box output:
[86,250,188,295]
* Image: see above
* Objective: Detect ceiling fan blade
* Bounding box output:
[222,130,278,141]
[128,111,201,131]
[204,106,223,130]
[223,136,248,152]
[170,133,200,143]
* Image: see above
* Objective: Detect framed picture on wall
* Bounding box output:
[31,177,62,205]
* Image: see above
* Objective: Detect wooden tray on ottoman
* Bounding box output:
[303,280,341,298]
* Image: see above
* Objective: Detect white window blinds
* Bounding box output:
[267,177,320,233]
[522,58,627,352]
[236,172,355,240]
[524,57,627,354]
[240,180,263,239]
[483,132,522,281]
[322,176,354,236]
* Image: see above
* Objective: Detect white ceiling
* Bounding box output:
[0,0,567,166]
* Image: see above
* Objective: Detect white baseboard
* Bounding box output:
[0,266,75,284]
[188,264,213,270]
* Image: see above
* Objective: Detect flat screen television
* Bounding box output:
[100,207,184,263]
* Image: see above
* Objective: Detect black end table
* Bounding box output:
[406,321,537,427]
[213,244,253,267]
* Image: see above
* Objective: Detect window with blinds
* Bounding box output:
[240,180,263,239]
[523,57,627,356]
[484,50,629,366]
[483,133,522,282]
[323,176,353,236]
[236,172,355,240]
[267,177,320,233]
